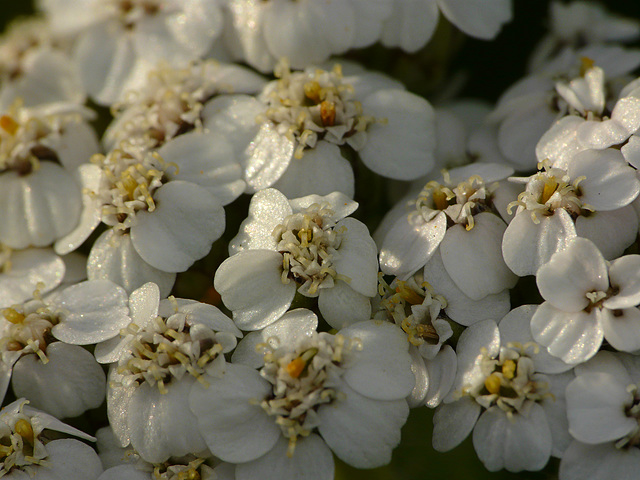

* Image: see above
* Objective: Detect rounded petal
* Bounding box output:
[605,255,640,309]
[87,230,176,298]
[599,307,640,353]
[130,181,225,272]
[317,381,408,469]
[331,218,378,297]
[359,89,436,180]
[432,397,481,451]
[438,0,512,39]
[424,345,457,408]
[574,206,638,261]
[45,439,104,480]
[189,363,280,463]
[12,342,105,418]
[317,281,371,330]
[214,250,296,331]
[536,237,608,312]
[531,303,603,365]
[560,441,640,480]
[440,212,516,300]
[0,249,65,307]
[236,434,333,480]
[243,123,295,193]
[472,403,551,472]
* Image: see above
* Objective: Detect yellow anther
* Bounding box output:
[502,359,516,380]
[286,357,305,379]
[485,374,502,395]
[395,282,424,305]
[2,308,25,324]
[433,189,449,211]
[14,419,34,444]
[540,178,558,204]
[303,80,322,104]
[0,115,18,135]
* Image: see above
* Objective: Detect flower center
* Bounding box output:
[0,103,78,174]
[259,332,359,457]
[110,62,224,150]
[617,384,640,449]
[412,173,495,230]
[116,303,232,394]
[152,456,208,480]
[93,148,178,231]
[465,343,550,415]
[377,275,447,347]
[107,0,162,29]
[272,204,345,296]
[261,61,378,159]
[509,161,588,223]
[0,299,58,365]
[0,407,49,477]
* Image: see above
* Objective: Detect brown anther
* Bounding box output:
[580,56,595,76]
[286,357,305,378]
[303,81,322,104]
[432,190,449,211]
[320,101,336,127]
[6,340,24,351]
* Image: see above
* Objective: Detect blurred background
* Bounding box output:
[0,1,638,479]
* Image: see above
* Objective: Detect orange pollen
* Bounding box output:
[320,101,336,127]
[286,357,306,379]
[0,115,19,135]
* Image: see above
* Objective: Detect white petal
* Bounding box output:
[568,149,640,211]
[12,342,105,418]
[236,434,333,480]
[243,122,295,193]
[231,309,318,368]
[0,249,65,307]
[566,372,636,444]
[131,181,225,272]
[440,212,516,300]
[331,218,378,297]
[340,321,414,400]
[45,439,104,480]
[622,134,640,169]
[87,230,176,297]
[214,250,295,331]
[472,403,551,472]
[574,206,638,261]
[535,116,585,169]
[229,188,291,254]
[54,164,104,255]
[537,237,608,311]
[406,347,429,408]
[127,378,208,463]
[159,131,245,206]
[380,0,439,52]
[52,279,130,344]
[317,381,408,469]
[317,281,371,330]
[189,363,280,463]
[289,191,358,222]
[424,345,457,408]
[438,0,512,39]
[560,441,640,480]
[272,142,355,199]
[599,308,640,353]
[605,255,640,309]
[498,305,572,374]
[499,103,556,168]
[379,211,447,279]
[359,89,436,180]
[432,397,481,451]
[502,209,577,277]
[423,251,510,326]
[531,303,603,365]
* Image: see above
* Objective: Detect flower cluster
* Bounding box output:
[1,1,640,480]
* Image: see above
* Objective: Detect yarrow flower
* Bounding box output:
[189,313,414,480]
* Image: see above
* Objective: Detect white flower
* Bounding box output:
[0,399,103,479]
[0,247,66,308]
[0,101,99,250]
[40,0,223,105]
[202,61,436,196]
[377,162,517,300]
[215,189,378,331]
[189,315,414,480]
[103,283,242,464]
[103,60,265,153]
[560,352,640,480]
[57,136,240,294]
[0,280,128,418]
[220,0,393,73]
[374,275,457,408]
[0,17,84,110]
[502,156,640,276]
[529,1,640,71]
[432,316,573,472]
[532,237,640,364]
